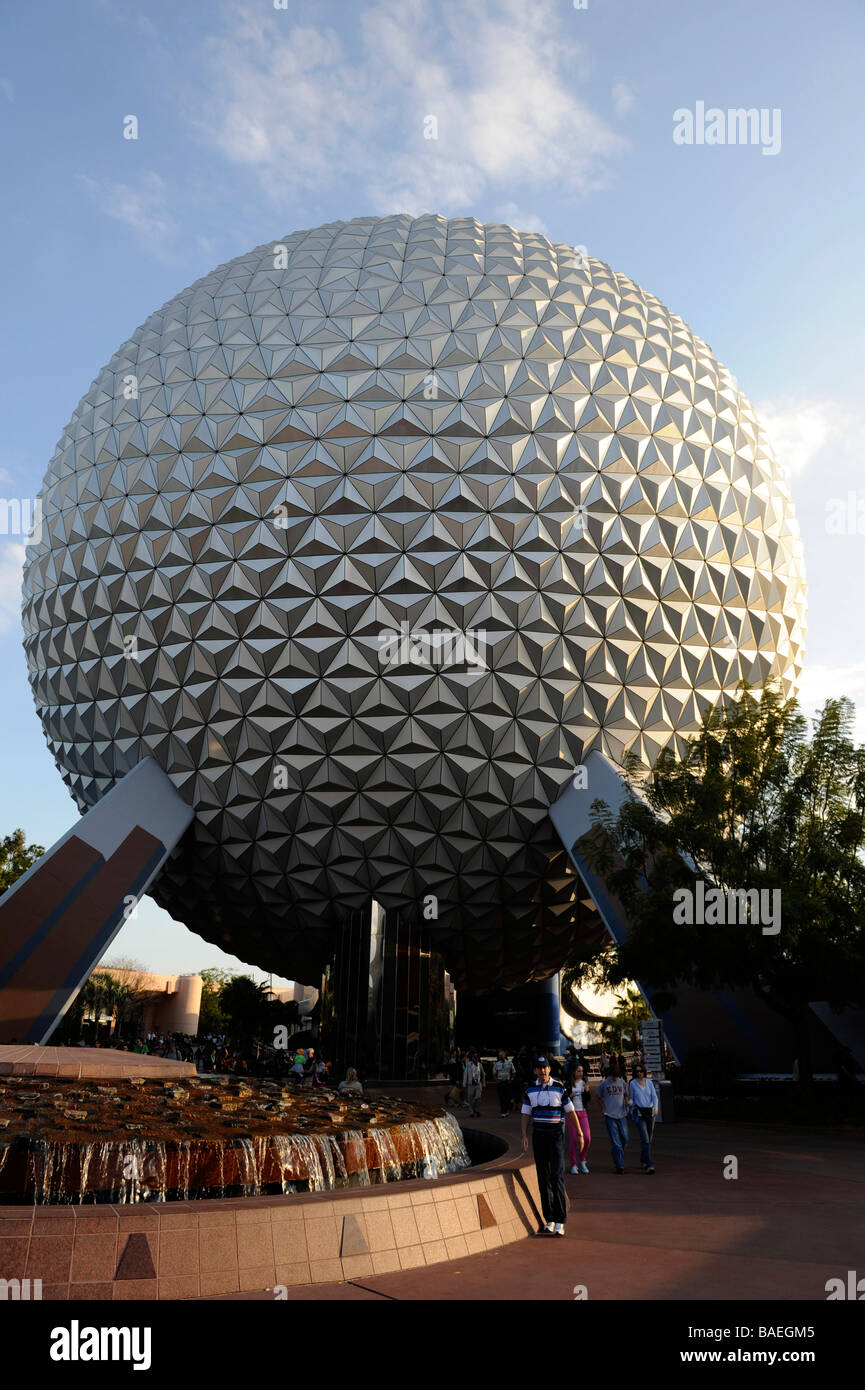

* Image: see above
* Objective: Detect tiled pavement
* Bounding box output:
[0,1044,194,1079]
[206,1106,865,1301]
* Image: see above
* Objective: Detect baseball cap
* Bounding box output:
[534,1055,550,1067]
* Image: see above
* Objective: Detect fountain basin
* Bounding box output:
[0,1071,470,1203]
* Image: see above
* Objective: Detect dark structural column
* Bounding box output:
[322,902,452,1081]
[455,976,561,1056]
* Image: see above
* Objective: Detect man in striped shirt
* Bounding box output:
[520,1056,574,1236]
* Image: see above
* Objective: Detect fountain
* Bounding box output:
[0,1049,541,1299]
[0,1070,470,1204]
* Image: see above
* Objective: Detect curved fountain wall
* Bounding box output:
[0,1068,544,1297]
[0,1142,542,1299]
[0,1114,469,1204]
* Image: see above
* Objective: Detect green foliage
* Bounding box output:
[561,939,618,1002]
[62,970,133,1040]
[197,967,235,1035]
[200,967,236,990]
[0,829,45,896]
[612,987,652,1043]
[219,974,272,1040]
[582,684,865,1080]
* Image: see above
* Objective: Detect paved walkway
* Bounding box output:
[209,1105,864,1301]
[0,1044,195,1079]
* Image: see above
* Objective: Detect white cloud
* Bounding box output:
[0,543,25,635]
[494,203,549,235]
[203,0,628,215]
[79,171,176,257]
[755,396,846,478]
[611,82,635,117]
[796,661,865,743]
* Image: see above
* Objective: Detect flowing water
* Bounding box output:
[6,1109,470,1204]
[0,1075,472,1203]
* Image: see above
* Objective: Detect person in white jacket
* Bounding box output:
[462,1052,485,1117]
[492,1050,516,1116]
[628,1065,659,1173]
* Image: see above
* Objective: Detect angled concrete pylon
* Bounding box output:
[0,759,193,1044]
[549,750,808,1070]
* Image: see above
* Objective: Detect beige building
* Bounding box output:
[98,970,318,1038]
[102,969,203,1036]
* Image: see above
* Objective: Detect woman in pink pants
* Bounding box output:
[567,1065,591,1173]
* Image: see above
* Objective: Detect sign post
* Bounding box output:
[639,1018,672,1123]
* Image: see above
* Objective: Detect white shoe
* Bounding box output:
[569,1164,579,1174]
[541,1222,555,1235]
[553,1222,566,1236]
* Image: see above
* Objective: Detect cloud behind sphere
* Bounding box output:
[21,216,807,991]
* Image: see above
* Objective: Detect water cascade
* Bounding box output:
[0,1075,470,1204]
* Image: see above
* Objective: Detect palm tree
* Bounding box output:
[612,987,651,1048]
[81,971,132,1041]
[220,976,272,1042]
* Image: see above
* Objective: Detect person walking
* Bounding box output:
[291,1047,306,1082]
[567,1064,591,1174]
[492,1049,516,1116]
[628,1065,659,1173]
[520,1056,575,1236]
[597,1066,629,1173]
[463,1051,485,1117]
[302,1048,317,1088]
[444,1052,464,1108]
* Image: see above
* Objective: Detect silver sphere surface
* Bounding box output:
[22,215,807,990]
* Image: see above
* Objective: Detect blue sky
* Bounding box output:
[1,0,863,982]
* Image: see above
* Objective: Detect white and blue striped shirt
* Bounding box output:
[521,1080,575,1127]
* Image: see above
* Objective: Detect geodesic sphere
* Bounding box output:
[22,215,807,991]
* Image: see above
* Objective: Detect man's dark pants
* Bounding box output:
[498,1081,512,1113]
[532,1123,567,1225]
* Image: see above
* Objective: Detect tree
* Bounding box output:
[583,685,865,1083]
[102,957,150,1035]
[612,987,652,1046]
[64,970,133,1041]
[219,975,271,1041]
[198,967,235,1035]
[103,955,147,976]
[0,829,44,896]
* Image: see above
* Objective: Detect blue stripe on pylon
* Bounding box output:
[0,854,105,992]
[26,846,167,1045]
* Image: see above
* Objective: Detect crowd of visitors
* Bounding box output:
[89,1031,360,1090]
[81,1023,664,1214]
[515,1048,661,1234]
[443,1042,662,1212]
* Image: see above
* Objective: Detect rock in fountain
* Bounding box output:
[0,1073,470,1203]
